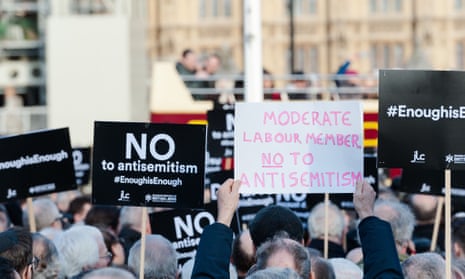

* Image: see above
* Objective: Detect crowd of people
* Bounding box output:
[0,175,463,278]
[174,49,378,102]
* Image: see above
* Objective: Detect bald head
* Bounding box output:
[409,194,439,223]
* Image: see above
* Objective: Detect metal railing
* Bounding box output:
[179,73,379,101]
[0,106,47,136]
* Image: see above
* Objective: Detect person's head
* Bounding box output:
[311,257,335,279]
[402,252,445,279]
[204,54,221,74]
[408,194,439,224]
[291,70,310,88]
[128,234,178,279]
[28,198,63,231]
[82,267,136,279]
[374,199,415,255]
[328,258,362,279]
[0,257,20,279]
[32,233,60,279]
[99,228,125,266]
[254,236,311,279]
[55,190,82,213]
[308,202,345,243]
[453,217,465,259]
[453,258,465,279]
[118,206,152,234]
[249,205,304,250]
[231,229,255,277]
[0,204,11,232]
[181,49,197,72]
[54,225,109,278]
[181,257,237,279]
[85,205,120,233]
[263,69,275,89]
[0,227,33,279]
[246,267,301,279]
[68,195,92,224]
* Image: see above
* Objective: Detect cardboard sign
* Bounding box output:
[235,101,364,194]
[378,70,465,170]
[73,147,91,186]
[0,128,76,202]
[306,154,379,210]
[92,122,206,208]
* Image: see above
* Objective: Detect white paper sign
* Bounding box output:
[234,101,363,194]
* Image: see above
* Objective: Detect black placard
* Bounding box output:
[206,109,235,191]
[237,194,275,229]
[400,168,465,196]
[275,193,310,229]
[73,147,91,186]
[378,69,465,170]
[92,121,206,208]
[149,203,240,267]
[0,128,76,202]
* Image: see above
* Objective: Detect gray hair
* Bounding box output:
[374,199,415,245]
[53,225,100,278]
[0,204,11,230]
[246,267,301,279]
[128,234,177,279]
[402,252,445,279]
[328,258,363,279]
[32,233,60,279]
[29,198,62,231]
[308,202,345,239]
[83,267,136,279]
[254,236,311,279]
[119,206,144,230]
[311,257,336,279]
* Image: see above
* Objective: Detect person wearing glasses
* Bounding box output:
[32,233,60,279]
[54,225,111,278]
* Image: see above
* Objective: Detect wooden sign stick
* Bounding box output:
[27,198,36,233]
[139,207,148,279]
[430,197,444,252]
[445,169,452,279]
[324,193,329,259]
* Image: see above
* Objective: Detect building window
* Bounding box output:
[199,0,207,18]
[224,0,231,16]
[295,47,305,72]
[309,46,319,72]
[394,0,402,11]
[393,43,404,67]
[212,0,219,17]
[292,0,317,15]
[370,0,377,12]
[371,43,404,68]
[457,42,464,69]
[370,0,403,13]
[456,0,463,9]
[199,0,232,18]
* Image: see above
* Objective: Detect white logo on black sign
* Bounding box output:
[446,154,465,165]
[117,190,130,201]
[410,150,426,164]
[420,183,431,193]
[6,188,17,199]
